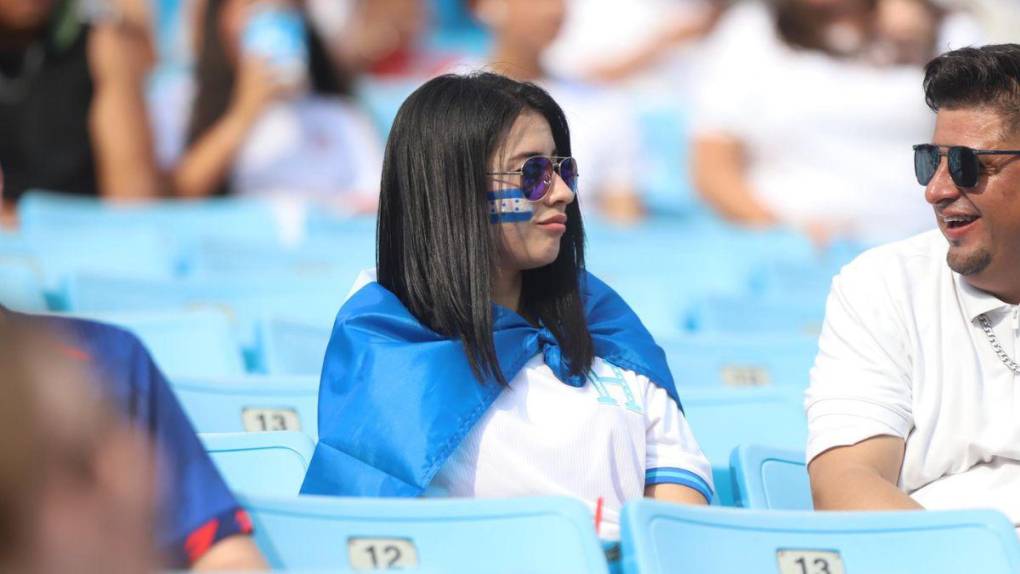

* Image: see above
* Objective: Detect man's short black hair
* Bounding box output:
[923,44,1020,135]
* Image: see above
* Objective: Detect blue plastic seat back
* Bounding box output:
[680,387,807,506]
[200,431,315,497]
[65,272,345,351]
[661,333,818,388]
[749,240,867,299]
[170,375,320,439]
[621,501,1020,574]
[0,257,48,311]
[18,191,278,244]
[242,495,609,574]
[685,294,827,335]
[74,309,247,379]
[186,236,374,285]
[730,445,812,510]
[256,317,332,375]
[16,228,177,301]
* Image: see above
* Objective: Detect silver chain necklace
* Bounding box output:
[977,314,1020,375]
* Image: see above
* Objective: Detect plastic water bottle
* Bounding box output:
[242,4,309,90]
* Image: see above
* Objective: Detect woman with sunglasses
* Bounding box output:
[301,72,713,538]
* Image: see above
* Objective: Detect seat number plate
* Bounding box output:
[721,365,772,387]
[241,408,301,432]
[777,550,845,574]
[348,538,419,570]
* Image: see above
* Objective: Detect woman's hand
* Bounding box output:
[229,55,293,125]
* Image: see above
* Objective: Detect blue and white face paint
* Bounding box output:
[488,188,534,224]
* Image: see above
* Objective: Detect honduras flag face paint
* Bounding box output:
[488,188,533,224]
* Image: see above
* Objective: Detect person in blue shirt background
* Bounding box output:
[0,308,267,571]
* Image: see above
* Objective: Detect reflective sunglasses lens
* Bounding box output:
[914,145,939,185]
[560,157,578,192]
[521,156,553,200]
[949,146,980,188]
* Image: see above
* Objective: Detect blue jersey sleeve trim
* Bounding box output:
[645,467,714,501]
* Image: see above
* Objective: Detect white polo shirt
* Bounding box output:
[806,230,1020,524]
[425,354,714,540]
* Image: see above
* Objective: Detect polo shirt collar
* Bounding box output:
[956,273,1013,322]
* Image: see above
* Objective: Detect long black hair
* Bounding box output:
[377,72,593,385]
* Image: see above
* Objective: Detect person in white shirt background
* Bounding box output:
[461,0,648,224]
[691,0,984,246]
[806,44,1020,526]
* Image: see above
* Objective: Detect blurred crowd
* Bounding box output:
[1,0,1018,240]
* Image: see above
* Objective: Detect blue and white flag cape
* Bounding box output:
[300,271,679,497]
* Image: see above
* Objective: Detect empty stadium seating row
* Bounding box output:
[40,307,822,392]
[199,433,809,510]
[3,192,862,342]
[178,374,805,505]
[199,432,1020,574]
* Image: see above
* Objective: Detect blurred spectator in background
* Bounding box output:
[171,0,382,211]
[0,318,158,574]
[465,0,646,223]
[543,0,726,86]
[0,308,268,571]
[691,0,983,245]
[0,320,46,572]
[951,0,1020,44]
[0,0,159,208]
[307,0,456,79]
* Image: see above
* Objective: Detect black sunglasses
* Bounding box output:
[487,156,579,202]
[913,144,1020,188]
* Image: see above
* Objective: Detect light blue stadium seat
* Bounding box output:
[256,317,332,375]
[18,191,279,245]
[13,229,177,303]
[685,294,828,335]
[661,333,818,388]
[0,257,47,311]
[730,445,812,510]
[185,236,374,284]
[749,239,868,299]
[75,308,246,378]
[680,387,807,506]
[200,431,315,497]
[170,376,320,439]
[621,501,1020,574]
[65,272,345,352]
[242,495,609,573]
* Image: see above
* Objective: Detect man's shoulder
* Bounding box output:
[17,312,150,378]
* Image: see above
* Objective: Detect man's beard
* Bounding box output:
[947,248,992,276]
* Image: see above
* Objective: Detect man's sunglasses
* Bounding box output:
[913,144,1020,188]
[487,156,578,202]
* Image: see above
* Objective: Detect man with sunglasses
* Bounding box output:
[805,44,1020,525]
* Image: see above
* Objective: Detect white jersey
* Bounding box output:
[425,354,713,539]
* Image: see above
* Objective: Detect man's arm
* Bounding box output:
[691,135,777,226]
[192,535,268,571]
[808,435,922,511]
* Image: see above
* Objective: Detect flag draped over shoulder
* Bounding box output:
[300,272,678,497]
